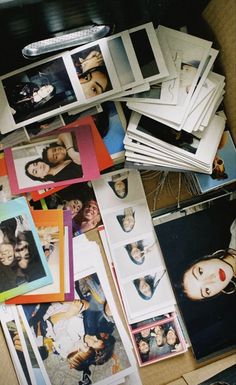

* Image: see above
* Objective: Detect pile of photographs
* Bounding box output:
[0,19,235,384]
[122,25,227,174]
[92,168,188,366]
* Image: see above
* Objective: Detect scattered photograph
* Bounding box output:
[121,267,175,321]
[19,271,133,385]
[25,114,65,139]
[194,130,236,193]
[128,22,169,83]
[0,196,52,302]
[6,209,64,304]
[63,210,74,301]
[155,197,236,360]
[37,182,102,236]
[102,201,153,245]
[107,32,144,90]
[132,316,186,366]
[4,124,100,193]
[71,43,113,100]
[1,56,77,125]
[0,127,29,151]
[63,101,126,159]
[133,113,200,155]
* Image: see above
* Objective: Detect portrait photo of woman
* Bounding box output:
[71,45,112,100]
[155,197,236,360]
[116,207,135,233]
[133,271,166,301]
[2,57,77,124]
[121,268,174,320]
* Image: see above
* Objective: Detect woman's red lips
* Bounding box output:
[219,268,226,282]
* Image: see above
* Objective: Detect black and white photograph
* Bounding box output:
[0,196,52,302]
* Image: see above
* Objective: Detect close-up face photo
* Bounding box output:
[183,257,234,300]
[0,243,15,266]
[46,145,67,165]
[114,180,126,198]
[79,68,109,98]
[65,199,83,217]
[15,240,30,269]
[27,160,50,180]
[82,200,100,220]
[138,339,149,354]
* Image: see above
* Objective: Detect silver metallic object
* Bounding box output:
[22,25,111,58]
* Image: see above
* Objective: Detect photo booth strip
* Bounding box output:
[92,169,176,325]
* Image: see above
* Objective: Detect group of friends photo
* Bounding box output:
[20,272,131,385]
[31,182,102,237]
[133,318,185,365]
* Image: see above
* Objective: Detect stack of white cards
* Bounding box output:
[122,25,226,174]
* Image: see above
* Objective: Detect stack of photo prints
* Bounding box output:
[0,20,235,385]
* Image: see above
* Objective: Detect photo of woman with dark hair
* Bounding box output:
[124,239,156,265]
[182,246,236,301]
[72,46,112,99]
[125,241,145,265]
[24,131,83,183]
[73,199,102,236]
[108,171,129,199]
[25,157,82,183]
[155,198,236,360]
[116,207,135,233]
[133,271,166,300]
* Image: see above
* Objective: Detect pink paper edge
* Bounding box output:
[63,210,74,301]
